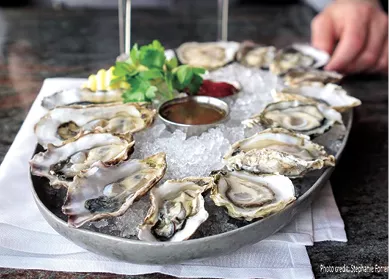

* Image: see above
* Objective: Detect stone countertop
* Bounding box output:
[0,3,387,279]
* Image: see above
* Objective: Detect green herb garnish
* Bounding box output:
[111,40,206,103]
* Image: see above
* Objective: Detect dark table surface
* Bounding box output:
[0,3,387,279]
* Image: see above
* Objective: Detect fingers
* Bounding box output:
[372,39,388,74]
[347,15,388,73]
[311,14,335,55]
[316,1,388,74]
[325,10,369,72]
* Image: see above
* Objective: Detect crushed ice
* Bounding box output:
[133,64,278,181]
[87,63,347,239]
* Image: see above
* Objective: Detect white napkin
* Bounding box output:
[0,78,347,279]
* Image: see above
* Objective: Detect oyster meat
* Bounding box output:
[211,170,295,221]
[270,44,330,75]
[62,153,167,227]
[42,88,123,110]
[236,41,276,69]
[243,100,343,137]
[272,84,361,112]
[283,68,343,87]
[30,132,134,188]
[138,177,215,242]
[176,41,240,70]
[223,128,335,177]
[35,102,155,147]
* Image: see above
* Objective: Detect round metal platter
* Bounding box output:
[29,110,352,264]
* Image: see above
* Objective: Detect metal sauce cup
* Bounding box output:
[158,96,230,137]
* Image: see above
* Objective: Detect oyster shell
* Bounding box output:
[243,100,343,137]
[211,170,295,221]
[236,41,276,69]
[270,88,322,104]
[270,44,330,75]
[272,84,361,112]
[283,68,343,87]
[176,41,240,70]
[223,128,335,177]
[138,177,215,242]
[35,102,155,147]
[41,88,123,110]
[30,132,134,189]
[62,152,167,228]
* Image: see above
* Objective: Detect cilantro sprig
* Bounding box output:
[111,40,205,103]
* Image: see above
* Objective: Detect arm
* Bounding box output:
[311,0,388,74]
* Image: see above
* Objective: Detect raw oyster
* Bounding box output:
[35,102,155,147]
[30,132,134,189]
[283,68,343,87]
[270,44,330,75]
[270,88,322,104]
[62,153,167,227]
[271,84,361,112]
[138,177,215,242]
[211,170,295,221]
[236,41,276,69]
[243,100,343,137]
[223,128,335,177]
[176,41,240,70]
[42,66,127,109]
[41,88,123,110]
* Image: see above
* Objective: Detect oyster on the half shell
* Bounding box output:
[138,177,215,242]
[62,153,167,228]
[30,131,134,189]
[236,41,276,69]
[211,170,295,221]
[35,102,155,147]
[176,41,240,70]
[243,100,343,137]
[270,44,330,75]
[283,68,343,87]
[42,88,123,110]
[223,128,335,177]
[271,84,361,112]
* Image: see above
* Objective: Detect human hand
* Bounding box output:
[311,0,388,75]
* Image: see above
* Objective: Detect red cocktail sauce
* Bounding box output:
[197,80,239,98]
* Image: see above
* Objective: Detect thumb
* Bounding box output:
[311,14,336,55]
